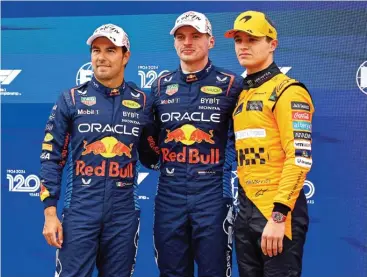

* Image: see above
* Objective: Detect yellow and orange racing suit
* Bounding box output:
[233,63,314,239]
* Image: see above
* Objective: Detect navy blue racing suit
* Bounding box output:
[151,61,244,277]
[39,77,159,277]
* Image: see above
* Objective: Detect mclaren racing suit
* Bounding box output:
[39,77,159,277]
[151,61,244,277]
[233,63,314,277]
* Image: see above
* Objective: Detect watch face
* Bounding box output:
[272,212,286,222]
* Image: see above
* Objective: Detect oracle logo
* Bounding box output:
[292,111,310,121]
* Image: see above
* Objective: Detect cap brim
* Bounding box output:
[86,34,125,47]
[87,34,104,45]
[169,25,181,35]
[170,23,208,35]
[224,28,266,38]
[224,29,237,38]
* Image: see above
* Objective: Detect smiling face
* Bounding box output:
[234,31,277,74]
[174,26,214,70]
[91,37,130,84]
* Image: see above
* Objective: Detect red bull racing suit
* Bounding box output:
[151,61,244,277]
[39,77,159,277]
[233,63,314,277]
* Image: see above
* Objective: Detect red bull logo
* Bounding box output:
[165,128,186,143]
[162,124,218,164]
[161,147,219,164]
[189,129,214,144]
[186,74,198,82]
[78,137,134,178]
[110,88,120,96]
[164,124,214,145]
[76,161,133,178]
[82,140,106,155]
[111,142,133,158]
[82,137,133,158]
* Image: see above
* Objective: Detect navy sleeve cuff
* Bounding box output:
[273,202,291,215]
[43,197,57,209]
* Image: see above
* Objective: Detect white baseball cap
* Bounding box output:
[86,24,130,51]
[170,11,212,36]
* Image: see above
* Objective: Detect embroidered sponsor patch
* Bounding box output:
[200,86,223,95]
[81,96,96,106]
[122,100,141,109]
[165,84,179,96]
[291,101,310,111]
[246,101,263,111]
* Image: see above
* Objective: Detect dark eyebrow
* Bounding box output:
[175,31,202,36]
[91,45,117,51]
[234,34,258,40]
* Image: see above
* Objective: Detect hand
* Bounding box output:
[261,218,285,257]
[43,207,63,248]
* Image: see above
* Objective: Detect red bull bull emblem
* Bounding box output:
[164,125,214,145]
[112,142,133,158]
[110,88,120,96]
[189,129,214,144]
[186,74,198,82]
[82,137,133,158]
[164,128,186,143]
[77,137,134,177]
[82,140,106,155]
[162,124,218,164]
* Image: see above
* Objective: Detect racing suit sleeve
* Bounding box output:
[223,75,245,199]
[39,91,72,209]
[138,91,160,170]
[272,85,314,214]
[223,119,236,199]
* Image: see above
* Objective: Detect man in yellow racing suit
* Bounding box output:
[225,10,314,277]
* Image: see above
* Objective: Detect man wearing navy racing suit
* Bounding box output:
[39,24,159,277]
[151,11,244,277]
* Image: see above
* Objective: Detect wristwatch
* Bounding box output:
[271,212,287,223]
